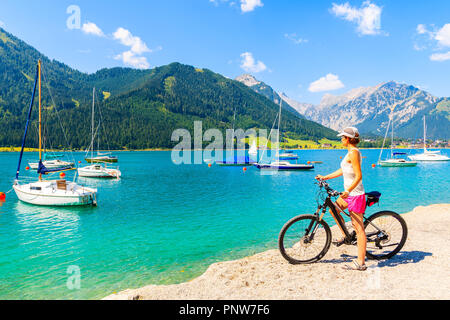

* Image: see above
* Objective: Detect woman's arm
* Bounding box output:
[316,168,343,181]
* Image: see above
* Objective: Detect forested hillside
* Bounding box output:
[0,27,337,149]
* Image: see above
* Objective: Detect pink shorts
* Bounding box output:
[343,194,366,214]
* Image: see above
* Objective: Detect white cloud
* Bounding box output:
[308,74,345,93]
[114,51,150,69]
[81,22,104,37]
[240,0,263,13]
[113,27,156,69]
[113,27,150,55]
[0,20,4,28]
[430,51,450,62]
[331,1,383,36]
[415,23,450,62]
[435,24,450,47]
[240,52,267,73]
[416,24,428,35]
[284,33,308,45]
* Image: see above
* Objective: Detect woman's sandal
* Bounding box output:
[343,259,367,271]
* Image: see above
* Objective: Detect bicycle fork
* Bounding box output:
[303,206,324,243]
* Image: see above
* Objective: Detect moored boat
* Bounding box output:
[408,116,450,162]
[78,164,121,178]
[254,161,314,170]
[13,60,97,206]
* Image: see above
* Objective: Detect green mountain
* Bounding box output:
[0,27,337,149]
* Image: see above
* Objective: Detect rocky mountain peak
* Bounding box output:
[235,74,261,87]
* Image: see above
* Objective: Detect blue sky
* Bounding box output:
[1,0,449,104]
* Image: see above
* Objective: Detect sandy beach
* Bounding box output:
[104,203,450,300]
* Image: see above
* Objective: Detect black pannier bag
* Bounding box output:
[366,191,381,207]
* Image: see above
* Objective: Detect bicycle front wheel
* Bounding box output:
[365,211,408,260]
[278,215,331,264]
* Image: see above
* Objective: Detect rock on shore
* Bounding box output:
[104,204,450,300]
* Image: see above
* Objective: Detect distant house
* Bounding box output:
[321,143,332,148]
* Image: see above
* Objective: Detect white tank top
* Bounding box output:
[341,149,365,196]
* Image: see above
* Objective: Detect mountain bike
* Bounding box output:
[278,180,408,264]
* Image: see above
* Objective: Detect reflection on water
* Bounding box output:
[13,201,83,232]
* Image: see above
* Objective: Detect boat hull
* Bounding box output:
[408,154,450,161]
[29,160,75,170]
[13,181,97,206]
[379,160,417,167]
[85,157,118,163]
[216,162,256,167]
[78,166,121,178]
[255,164,314,170]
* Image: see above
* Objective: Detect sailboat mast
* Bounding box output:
[423,116,426,151]
[38,60,42,181]
[391,113,394,159]
[277,100,282,160]
[91,87,95,161]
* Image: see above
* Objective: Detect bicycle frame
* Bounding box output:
[313,194,386,245]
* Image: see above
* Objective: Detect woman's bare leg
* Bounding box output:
[350,211,367,266]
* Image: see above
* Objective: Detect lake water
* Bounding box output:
[0,149,449,299]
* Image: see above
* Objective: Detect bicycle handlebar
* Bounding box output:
[315,179,341,197]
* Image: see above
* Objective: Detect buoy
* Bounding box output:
[340,156,343,159]
[243,167,247,172]
[372,164,376,168]
[208,163,212,168]
[0,192,6,202]
[60,172,66,178]
[78,161,81,164]
[25,166,30,171]
[307,161,311,164]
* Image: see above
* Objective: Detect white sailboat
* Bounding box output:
[408,116,450,161]
[13,60,98,206]
[29,159,74,170]
[254,100,313,171]
[378,107,417,167]
[78,88,121,179]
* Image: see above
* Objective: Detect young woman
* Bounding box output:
[315,127,367,271]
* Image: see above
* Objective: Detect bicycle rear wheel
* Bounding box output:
[365,211,408,260]
[278,215,331,264]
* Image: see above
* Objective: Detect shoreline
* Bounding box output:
[104,203,450,300]
[1,147,449,153]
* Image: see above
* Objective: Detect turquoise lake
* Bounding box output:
[0,149,449,299]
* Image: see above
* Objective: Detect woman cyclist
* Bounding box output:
[315,127,367,271]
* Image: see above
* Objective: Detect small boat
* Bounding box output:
[408,116,450,162]
[255,101,313,171]
[408,150,450,161]
[13,60,97,207]
[85,153,118,163]
[78,164,121,178]
[379,153,417,167]
[378,108,417,168]
[255,161,314,170]
[29,159,74,170]
[79,88,121,178]
[13,180,97,206]
[216,156,256,166]
[277,151,299,161]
